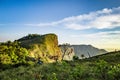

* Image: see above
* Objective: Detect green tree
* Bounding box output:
[73,55,79,61]
[94,60,110,80]
[81,54,85,59]
[0,54,11,64]
[0,41,28,65]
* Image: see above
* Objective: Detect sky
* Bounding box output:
[0,0,120,51]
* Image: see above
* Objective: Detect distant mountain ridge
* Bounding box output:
[72,45,107,58]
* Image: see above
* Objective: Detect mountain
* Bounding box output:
[86,51,120,64]
[72,45,107,58]
[17,33,62,63]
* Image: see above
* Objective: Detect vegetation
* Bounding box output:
[0,34,120,80]
[73,55,79,61]
[0,51,120,80]
[0,41,28,69]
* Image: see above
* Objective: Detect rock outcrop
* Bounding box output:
[18,33,62,63]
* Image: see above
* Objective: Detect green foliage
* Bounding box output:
[94,60,110,80]
[108,64,120,80]
[0,54,11,64]
[0,59,120,80]
[73,55,79,61]
[0,41,28,68]
[17,34,41,41]
[0,34,120,80]
[26,61,35,66]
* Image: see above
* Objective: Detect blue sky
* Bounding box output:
[0,0,120,51]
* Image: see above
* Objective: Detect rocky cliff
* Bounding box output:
[17,34,62,63]
[60,45,75,60]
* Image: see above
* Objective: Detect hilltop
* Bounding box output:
[17,33,62,63]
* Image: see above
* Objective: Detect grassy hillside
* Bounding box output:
[84,51,120,64]
[0,51,120,80]
[18,34,62,63]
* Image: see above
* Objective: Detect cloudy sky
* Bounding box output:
[0,0,120,51]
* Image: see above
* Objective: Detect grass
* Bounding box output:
[0,51,120,80]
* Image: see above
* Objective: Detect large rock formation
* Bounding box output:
[17,33,62,63]
[60,45,75,61]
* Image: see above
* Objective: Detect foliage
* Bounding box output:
[0,41,28,68]
[73,55,79,61]
[0,34,120,80]
[108,64,120,80]
[94,60,110,80]
[0,58,120,80]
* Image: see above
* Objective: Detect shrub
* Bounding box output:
[94,60,110,80]
[108,64,120,80]
[73,55,79,61]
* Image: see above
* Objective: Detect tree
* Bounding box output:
[60,43,72,60]
[81,54,85,59]
[73,55,79,61]
[0,54,11,64]
[0,41,28,65]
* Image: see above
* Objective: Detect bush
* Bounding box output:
[94,60,110,80]
[108,64,120,80]
[73,55,79,61]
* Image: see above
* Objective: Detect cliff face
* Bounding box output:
[18,34,62,63]
[60,46,75,61]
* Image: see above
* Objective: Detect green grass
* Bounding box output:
[0,51,120,80]
[85,51,120,64]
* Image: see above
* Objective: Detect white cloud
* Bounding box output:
[25,6,120,30]
[71,31,120,39]
[63,7,120,30]
[70,30,120,50]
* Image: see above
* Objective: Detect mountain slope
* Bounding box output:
[17,34,62,63]
[86,51,120,64]
[1,51,120,80]
[72,45,107,58]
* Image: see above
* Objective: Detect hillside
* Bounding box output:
[85,51,120,64]
[0,51,120,80]
[17,34,62,63]
[72,45,107,58]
